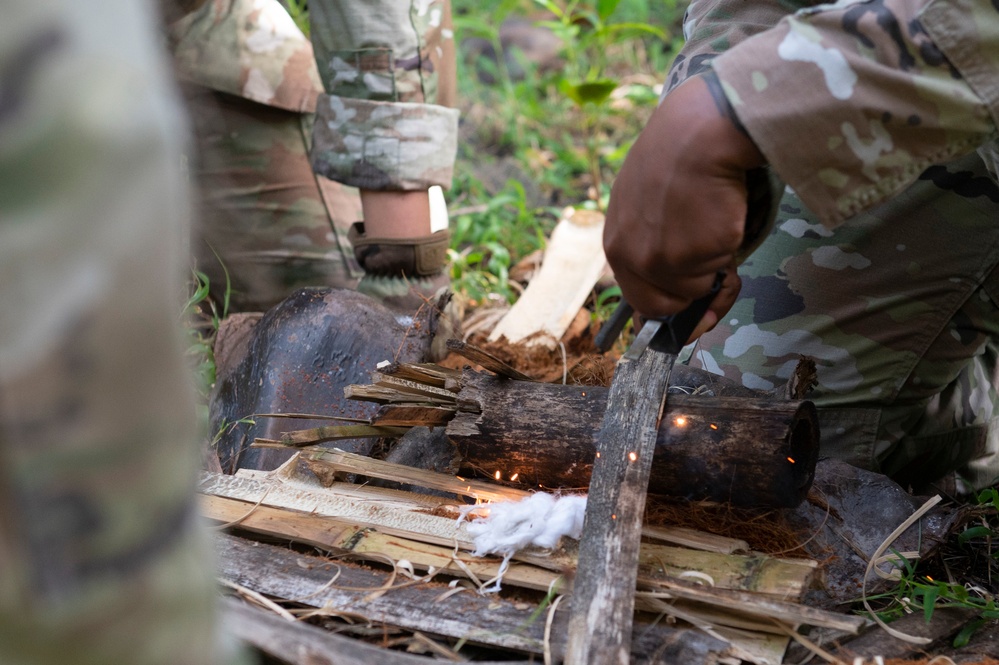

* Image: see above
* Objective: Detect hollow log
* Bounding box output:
[447,371,819,508]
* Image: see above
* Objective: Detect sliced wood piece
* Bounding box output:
[370,404,456,427]
[448,370,820,508]
[445,339,536,381]
[299,447,532,504]
[371,373,461,401]
[565,342,675,664]
[488,208,607,348]
[199,471,474,549]
[262,424,409,447]
[344,384,453,406]
[376,361,462,388]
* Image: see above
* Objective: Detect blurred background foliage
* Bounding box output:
[448,0,688,304]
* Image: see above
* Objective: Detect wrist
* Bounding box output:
[359,190,432,238]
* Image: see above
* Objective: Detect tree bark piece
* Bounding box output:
[445,339,537,381]
[448,370,820,507]
[565,346,675,664]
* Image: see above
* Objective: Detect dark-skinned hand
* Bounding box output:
[604,74,766,339]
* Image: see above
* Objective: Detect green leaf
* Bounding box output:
[597,0,623,21]
[920,585,939,623]
[953,618,986,648]
[532,0,564,19]
[602,22,667,40]
[561,79,618,106]
[958,525,996,545]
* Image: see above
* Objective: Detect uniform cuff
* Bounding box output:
[310,95,459,191]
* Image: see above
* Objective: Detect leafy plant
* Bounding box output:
[182,263,231,428]
[864,488,999,646]
[532,0,667,204]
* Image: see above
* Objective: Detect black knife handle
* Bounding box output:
[594,301,635,353]
[648,271,725,356]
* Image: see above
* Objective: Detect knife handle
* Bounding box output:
[595,272,725,355]
[648,271,724,355]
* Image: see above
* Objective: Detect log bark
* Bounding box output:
[447,370,819,508]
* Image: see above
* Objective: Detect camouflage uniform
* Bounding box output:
[0,2,246,664]
[670,0,999,489]
[169,0,458,310]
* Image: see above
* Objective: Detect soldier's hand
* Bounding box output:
[604,74,765,327]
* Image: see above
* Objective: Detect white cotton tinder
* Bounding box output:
[464,492,587,558]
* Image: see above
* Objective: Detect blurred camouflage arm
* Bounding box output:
[666,0,825,94]
[711,0,999,226]
[308,0,459,191]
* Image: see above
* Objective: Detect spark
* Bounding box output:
[787,457,795,464]
[709,424,718,430]
[675,416,687,427]
[611,514,617,520]
[494,470,501,480]
[510,473,519,482]
[595,452,601,458]
[628,452,638,462]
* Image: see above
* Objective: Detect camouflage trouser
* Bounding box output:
[185,86,364,312]
[0,2,246,664]
[308,0,460,190]
[688,152,999,491]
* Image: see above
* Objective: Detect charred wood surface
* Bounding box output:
[448,370,819,507]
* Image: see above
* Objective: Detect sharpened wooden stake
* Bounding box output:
[565,348,674,664]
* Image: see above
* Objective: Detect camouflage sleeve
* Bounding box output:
[710,0,999,226]
[665,0,824,94]
[308,0,459,191]
[169,0,324,113]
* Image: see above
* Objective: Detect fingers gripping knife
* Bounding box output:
[566,168,782,663]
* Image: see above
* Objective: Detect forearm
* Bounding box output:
[712,0,999,226]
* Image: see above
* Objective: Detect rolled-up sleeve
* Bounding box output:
[308,0,459,190]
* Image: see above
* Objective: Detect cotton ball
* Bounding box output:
[533,495,587,548]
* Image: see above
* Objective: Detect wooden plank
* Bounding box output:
[488,208,607,348]
[566,347,675,664]
[222,596,517,665]
[215,533,740,664]
[199,471,477,549]
[445,339,537,381]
